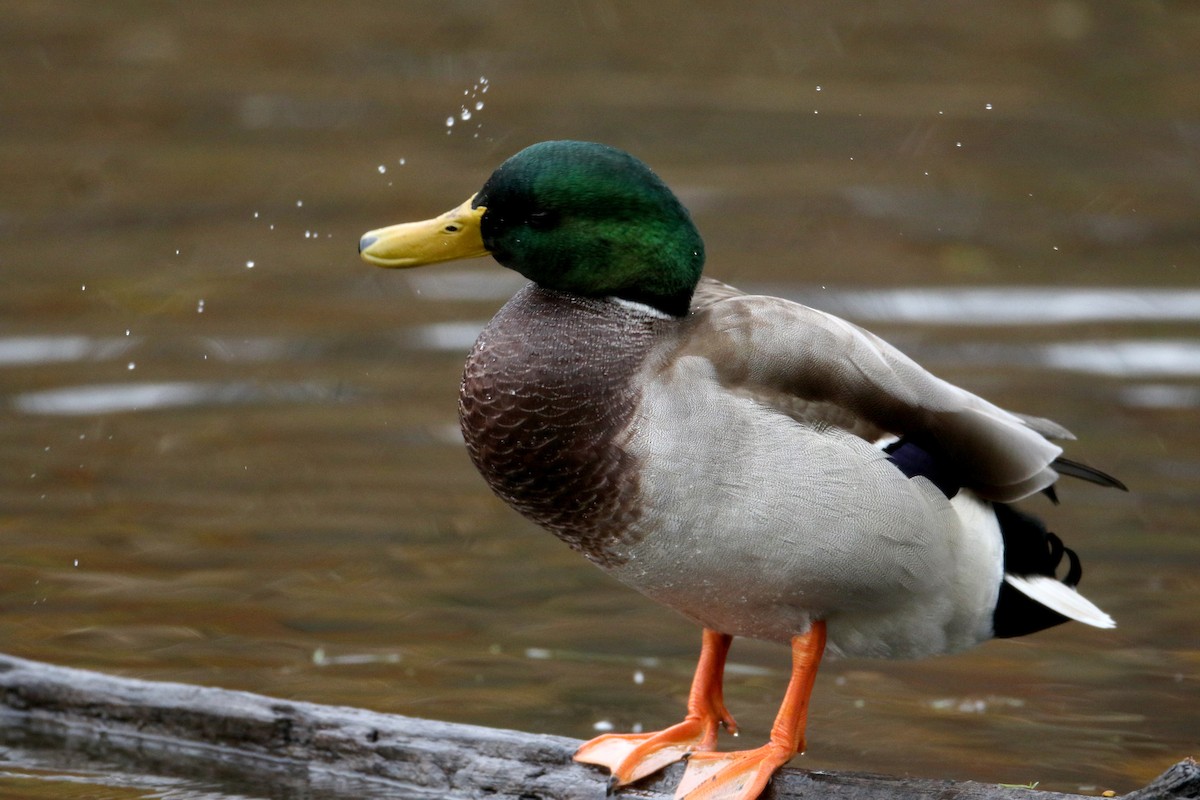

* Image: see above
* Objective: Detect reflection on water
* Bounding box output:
[912,339,1200,382]
[0,336,134,366]
[780,287,1200,326]
[405,269,526,301]
[403,321,491,352]
[12,381,345,416]
[1041,341,1200,378]
[409,270,1200,327]
[2,2,1198,798]
[1119,384,1200,410]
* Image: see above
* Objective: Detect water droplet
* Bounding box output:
[633,670,645,685]
[956,141,963,147]
[816,85,822,91]
[460,108,471,121]
[125,329,130,336]
[296,199,304,207]
[253,211,259,218]
[985,103,993,110]
[81,284,86,291]
[398,157,406,165]
[73,559,79,567]
[474,101,483,111]
[127,362,136,370]
[377,164,387,174]
[446,116,455,127]
[246,260,256,268]
[197,299,205,313]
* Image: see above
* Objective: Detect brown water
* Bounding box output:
[1,2,1198,798]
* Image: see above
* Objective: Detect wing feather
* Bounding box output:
[679,293,1069,502]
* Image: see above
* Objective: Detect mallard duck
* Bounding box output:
[359,140,1125,800]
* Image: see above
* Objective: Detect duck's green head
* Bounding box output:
[360,141,705,316]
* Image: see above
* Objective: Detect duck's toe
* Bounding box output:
[575,715,728,787]
[673,742,793,800]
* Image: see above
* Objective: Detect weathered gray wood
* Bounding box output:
[0,652,1193,800]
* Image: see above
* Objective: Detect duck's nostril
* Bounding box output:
[358,235,379,253]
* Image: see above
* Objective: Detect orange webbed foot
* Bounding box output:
[673,621,827,800]
[574,629,736,786]
[576,622,826,799]
[574,712,736,786]
[673,742,793,799]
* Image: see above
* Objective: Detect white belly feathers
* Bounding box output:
[608,356,1005,659]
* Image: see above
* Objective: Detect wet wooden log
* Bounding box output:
[0,652,1193,800]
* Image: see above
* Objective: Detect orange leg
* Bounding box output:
[574,628,738,786]
[674,620,827,800]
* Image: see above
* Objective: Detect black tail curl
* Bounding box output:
[992,503,1084,638]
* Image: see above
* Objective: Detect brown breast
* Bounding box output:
[458,285,665,567]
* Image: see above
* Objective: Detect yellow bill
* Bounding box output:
[359,195,489,268]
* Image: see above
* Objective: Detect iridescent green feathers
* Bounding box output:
[475,141,705,316]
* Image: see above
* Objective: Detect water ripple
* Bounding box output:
[11,381,344,416]
[1040,339,1200,377]
[777,286,1200,326]
[0,336,133,365]
[927,339,1200,378]
[1118,384,1200,409]
[405,271,1200,326]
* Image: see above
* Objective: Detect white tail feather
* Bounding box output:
[1004,574,1116,629]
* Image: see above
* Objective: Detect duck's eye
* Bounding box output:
[444,224,461,233]
[527,210,558,230]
